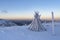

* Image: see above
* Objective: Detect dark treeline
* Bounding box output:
[0,19,59,26]
[10,19,57,26]
[11,20,32,26]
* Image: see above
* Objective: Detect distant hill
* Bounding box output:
[0,19,17,27]
[1,19,60,26]
[11,19,60,26]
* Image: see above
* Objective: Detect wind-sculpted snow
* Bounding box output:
[0,22,60,40]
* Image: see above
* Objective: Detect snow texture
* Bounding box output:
[0,22,60,40]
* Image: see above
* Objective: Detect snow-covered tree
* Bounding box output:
[28,11,46,31]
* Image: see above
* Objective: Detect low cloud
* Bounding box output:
[0,10,8,14]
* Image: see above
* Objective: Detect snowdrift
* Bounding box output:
[0,22,60,40]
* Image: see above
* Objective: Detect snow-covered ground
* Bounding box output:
[0,22,60,40]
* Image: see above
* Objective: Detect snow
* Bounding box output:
[0,22,60,40]
[0,19,17,26]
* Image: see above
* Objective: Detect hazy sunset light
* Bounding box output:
[0,0,60,20]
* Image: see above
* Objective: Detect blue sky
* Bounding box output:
[0,0,60,20]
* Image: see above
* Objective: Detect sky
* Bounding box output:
[0,0,60,20]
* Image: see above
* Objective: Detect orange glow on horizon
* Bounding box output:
[0,15,60,20]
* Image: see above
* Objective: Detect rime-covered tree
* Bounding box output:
[28,11,46,31]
